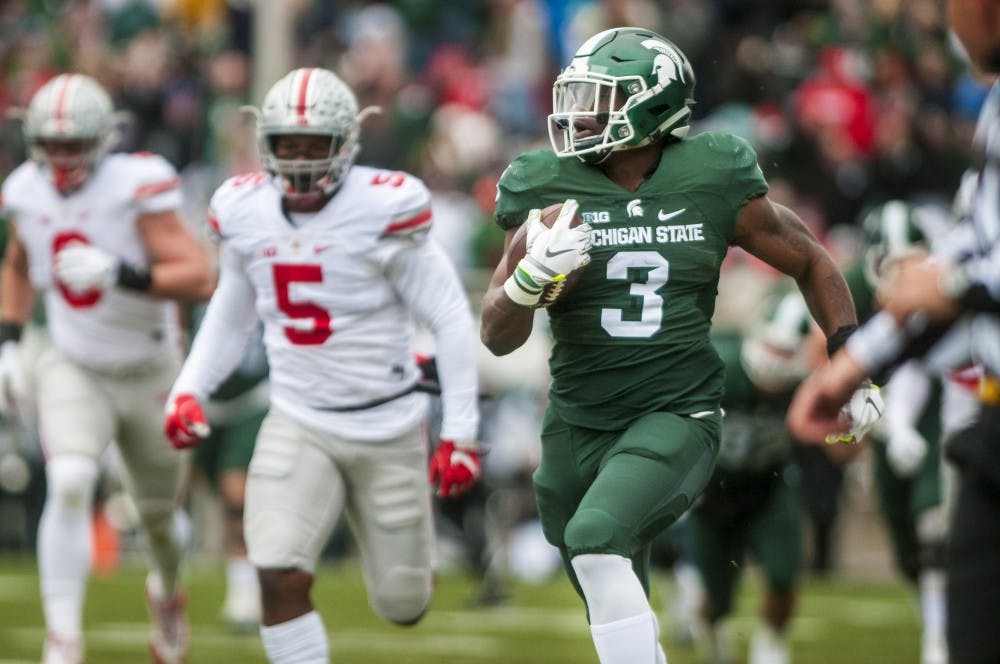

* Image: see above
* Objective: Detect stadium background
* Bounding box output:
[0,0,983,661]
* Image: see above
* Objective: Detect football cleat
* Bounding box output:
[146,573,189,664]
[41,632,83,664]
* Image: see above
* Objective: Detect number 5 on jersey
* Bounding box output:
[273,264,332,345]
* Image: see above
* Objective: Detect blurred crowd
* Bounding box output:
[0,0,989,269]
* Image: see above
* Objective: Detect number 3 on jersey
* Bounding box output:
[601,251,669,338]
[273,264,332,345]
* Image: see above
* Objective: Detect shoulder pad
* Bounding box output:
[494,151,558,231]
[691,131,759,169]
[371,170,433,238]
[209,172,271,238]
[116,152,182,201]
[0,162,38,214]
[498,150,561,193]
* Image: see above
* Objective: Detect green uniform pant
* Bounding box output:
[533,406,721,599]
[871,437,943,582]
[688,466,802,621]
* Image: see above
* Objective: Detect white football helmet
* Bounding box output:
[740,290,814,394]
[256,68,362,204]
[23,73,114,193]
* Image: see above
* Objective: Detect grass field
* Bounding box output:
[0,555,921,663]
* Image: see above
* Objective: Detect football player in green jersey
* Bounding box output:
[480,26,862,664]
[689,289,812,664]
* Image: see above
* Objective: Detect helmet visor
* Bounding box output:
[548,74,642,158]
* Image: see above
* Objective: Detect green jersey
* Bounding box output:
[496,132,768,430]
[712,331,793,473]
[844,261,877,324]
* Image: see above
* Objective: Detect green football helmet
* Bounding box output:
[548,27,696,164]
[740,290,814,394]
[861,200,932,288]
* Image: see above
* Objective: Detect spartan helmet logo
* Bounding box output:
[626,199,644,217]
[641,39,690,88]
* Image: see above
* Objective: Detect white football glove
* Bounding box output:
[54,244,118,293]
[504,199,592,307]
[0,341,27,419]
[886,427,928,477]
[825,381,884,445]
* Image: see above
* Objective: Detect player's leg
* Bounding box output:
[911,441,947,664]
[688,507,742,664]
[343,425,434,625]
[871,439,921,583]
[565,410,721,664]
[245,408,345,664]
[34,348,115,662]
[112,359,190,663]
[214,412,264,630]
[747,468,802,664]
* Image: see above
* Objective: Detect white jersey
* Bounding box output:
[1,153,183,371]
[172,167,479,442]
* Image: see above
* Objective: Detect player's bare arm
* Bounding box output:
[733,195,857,337]
[139,209,216,302]
[0,223,35,324]
[480,226,537,355]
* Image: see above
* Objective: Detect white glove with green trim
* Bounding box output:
[503,199,592,307]
[825,381,884,445]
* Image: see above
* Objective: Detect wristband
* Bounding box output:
[116,263,153,292]
[826,323,858,358]
[0,322,22,345]
[503,272,542,307]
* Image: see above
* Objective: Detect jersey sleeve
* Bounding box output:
[129,153,183,214]
[494,151,556,231]
[206,172,269,240]
[0,164,32,220]
[380,173,434,240]
[385,239,479,441]
[369,173,435,267]
[170,242,260,400]
[701,132,769,211]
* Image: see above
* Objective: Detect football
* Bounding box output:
[504,203,587,308]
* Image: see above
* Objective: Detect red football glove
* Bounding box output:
[428,440,481,497]
[164,393,210,450]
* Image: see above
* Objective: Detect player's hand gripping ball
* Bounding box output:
[503,199,591,308]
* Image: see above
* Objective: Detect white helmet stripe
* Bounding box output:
[883,200,909,255]
[772,293,809,337]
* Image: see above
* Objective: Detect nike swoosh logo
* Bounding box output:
[314,244,333,254]
[544,247,576,258]
[865,397,882,413]
[657,208,686,222]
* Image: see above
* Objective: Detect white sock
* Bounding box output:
[38,456,99,638]
[260,611,328,664]
[226,556,260,599]
[750,623,789,664]
[571,553,661,664]
[920,569,946,640]
[591,611,664,664]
